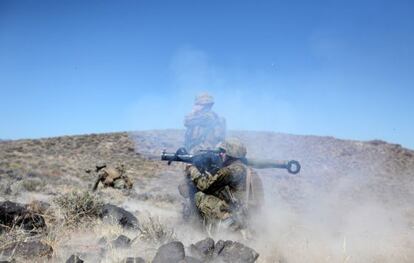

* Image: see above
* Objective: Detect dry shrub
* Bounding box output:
[0,226,52,262]
[22,178,45,192]
[0,227,29,252]
[137,216,176,245]
[53,191,103,227]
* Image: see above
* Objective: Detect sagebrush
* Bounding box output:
[138,216,176,245]
[53,191,103,226]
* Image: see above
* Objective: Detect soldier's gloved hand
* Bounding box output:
[204,171,213,178]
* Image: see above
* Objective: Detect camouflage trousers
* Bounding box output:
[194,192,249,235]
[194,192,231,221]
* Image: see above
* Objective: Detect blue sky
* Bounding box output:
[1,0,413,149]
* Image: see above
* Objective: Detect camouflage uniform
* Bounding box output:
[187,139,264,230]
[94,164,133,190]
[184,93,226,153]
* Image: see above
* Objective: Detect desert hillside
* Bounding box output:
[0,130,413,262]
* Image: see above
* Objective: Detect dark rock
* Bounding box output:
[190,237,215,260]
[66,254,84,263]
[212,240,226,257]
[0,200,46,232]
[152,241,185,263]
[111,235,131,248]
[217,241,259,263]
[99,204,139,229]
[182,256,203,263]
[0,240,53,258]
[123,257,145,263]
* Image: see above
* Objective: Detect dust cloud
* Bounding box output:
[153,47,414,262]
[250,166,414,263]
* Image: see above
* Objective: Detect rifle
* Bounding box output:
[161,148,301,174]
[92,176,102,192]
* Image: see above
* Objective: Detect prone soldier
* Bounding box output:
[92,163,133,191]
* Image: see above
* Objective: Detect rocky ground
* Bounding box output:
[0,130,413,262]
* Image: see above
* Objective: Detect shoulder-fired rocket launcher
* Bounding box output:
[161,147,301,174]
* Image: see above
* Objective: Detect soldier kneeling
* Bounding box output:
[185,138,264,238]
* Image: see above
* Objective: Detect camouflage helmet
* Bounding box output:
[217,138,247,158]
[194,93,214,106]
